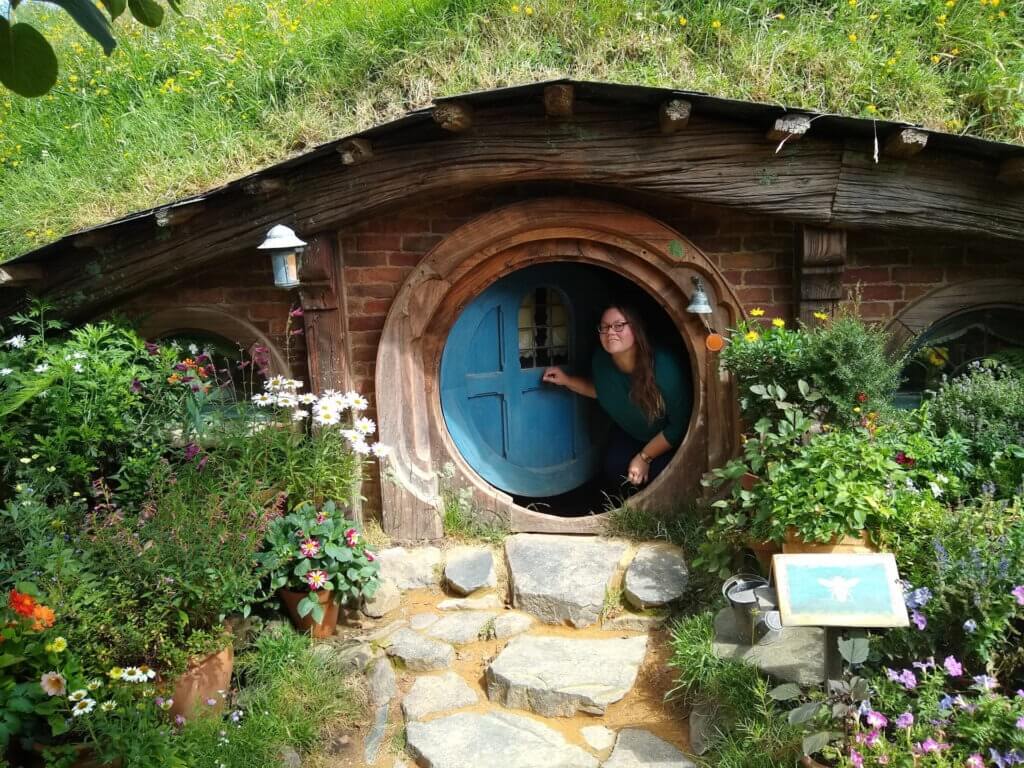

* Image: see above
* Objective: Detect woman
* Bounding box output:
[542,304,691,489]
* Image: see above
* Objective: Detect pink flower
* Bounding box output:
[365,550,375,562]
[1016,716,1024,730]
[299,538,321,558]
[849,749,864,768]
[865,711,887,729]
[898,669,918,690]
[344,527,359,547]
[943,656,963,677]
[877,757,889,765]
[315,512,327,524]
[1013,585,1024,605]
[174,714,186,726]
[966,755,984,768]
[914,738,949,754]
[289,306,304,318]
[305,569,328,590]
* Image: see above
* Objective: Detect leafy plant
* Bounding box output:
[261,500,381,623]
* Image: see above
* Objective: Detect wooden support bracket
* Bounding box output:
[544,84,574,118]
[997,157,1024,186]
[432,101,473,133]
[338,138,373,166]
[0,264,44,287]
[797,226,846,325]
[884,128,928,159]
[767,114,812,143]
[659,99,692,134]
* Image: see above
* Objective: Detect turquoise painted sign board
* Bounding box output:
[773,553,909,628]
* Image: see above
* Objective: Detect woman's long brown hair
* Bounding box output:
[605,304,665,424]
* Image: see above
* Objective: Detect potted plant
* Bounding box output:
[263,500,381,638]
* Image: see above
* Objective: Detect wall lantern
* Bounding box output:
[258,225,307,289]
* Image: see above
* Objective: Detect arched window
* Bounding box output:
[518,287,569,369]
[896,307,1024,407]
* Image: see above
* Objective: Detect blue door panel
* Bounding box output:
[441,263,610,497]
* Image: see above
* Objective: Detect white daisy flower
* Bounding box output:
[347,392,369,411]
[340,429,360,443]
[350,440,372,456]
[252,393,274,407]
[6,335,26,348]
[87,679,103,691]
[276,393,298,408]
[34,363,49,374]
[313,407,340,427]
[298,393,318,405]
[100,701,117,712]
[68,689,88,702]
[265,375,286,392]
[322,389,341,399]
[40,672,66,697]
[121,666,145,683]
[0,368,13,376]
[284,379,303,390]
[370,442,391,458]
[291,409,309,421]
[354,417,376,436]
[71,699,97,717]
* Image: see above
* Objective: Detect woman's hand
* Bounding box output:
[627,454,650,486]
[542,366,570,387]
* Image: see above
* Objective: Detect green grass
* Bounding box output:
[440,472,509,542]
[0,0,1022,261]
[177,622,364,767]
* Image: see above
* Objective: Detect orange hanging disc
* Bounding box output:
[705,333,725,352]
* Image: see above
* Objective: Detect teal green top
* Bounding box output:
[591,347,692,447]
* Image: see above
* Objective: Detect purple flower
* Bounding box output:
[130,378,142,393]
[145,342,160,356]
[913,657,936,672]
[913,738,949,754]
[174,714,186,726]
[973,674,999,691]
[849,749,863,768]
[197,455,208,472]
[155,696,164,707]
[943,656,963,677]
[964,619,978,633]
[206,697,217,706]
[898,669,918,690]
[938,694,956,711]
[865,711,888,729]
[895,712,914,729]
[911,610,927,630]
[1013,585,1024,606]
[173,363,188,372]
[1016,716,1024,730]
[885,667,901,682]
[183,442,200,461]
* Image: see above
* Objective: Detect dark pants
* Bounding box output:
[603,424,674,498]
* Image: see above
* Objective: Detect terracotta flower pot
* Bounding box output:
[782,527,879,555]
[278,588,339,639]
[739,472,760,492]
[169,644,234,721]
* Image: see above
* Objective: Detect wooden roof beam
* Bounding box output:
[0,264,44,287]
[997,157,1024,186]
[154,202,204,228]
[338,138,373,166]
[243,177,287,196]
[433,101,473,133]
[659,99,692,134]
[544,84,574,118]
[767,114,811,144]
[884,128,928,159]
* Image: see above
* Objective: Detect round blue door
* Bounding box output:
[440,263,608,497]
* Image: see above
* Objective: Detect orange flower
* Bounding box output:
[9,589,36,618]
[32,604,56,631]
[167,374,181,384]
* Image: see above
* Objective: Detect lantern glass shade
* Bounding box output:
[271,249,301,289]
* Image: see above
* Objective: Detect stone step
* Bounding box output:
[604,729,696,767]
[505,534,628,628]
[486,634,648,716]
[406,710,599,768]
[623,543,689,610]
[401,670,479,722]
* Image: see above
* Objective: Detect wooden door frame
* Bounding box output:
[376,197,743,541]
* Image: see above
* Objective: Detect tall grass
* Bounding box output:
[1,0,1021,261]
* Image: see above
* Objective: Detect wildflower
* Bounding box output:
[121,666,146,683]
[938,693,956,710]
[184,442,201,461]
[34,363,49,373]
[371,442,391,458]
[911,610,927,630]
[678,16,687,25]
[6,334,26,348]
[813,311,828,321]
[914,738,949,754]
[40,671,67,696]
[305,569,328,590]
[68,689,88,702]
[313,403,341,426]
[912,657,936,672]
[230,709,243,722]
[365,550,376,562]
[964,619,978,633]
[511,4,519,11]
[252,393,274,406]
[100,701,117,712]
[929,481,943,498]
[18,457,31,464]
[71,699,97,717]
[348,392,369,411]
[744,330,760,342]
[1013,585,1024,605]
[749,308,765,317]
[865,711,887,728]
[299,393,318,405]
[895,712,913,728]
[355,417,376,436]
[848,33,858,42]
[771,318,785,328]
[849,749,863,768]
[276,393,298,408]
[711,19,721,28]
[266,375,286,391]
[931,54,941,64]
[9,589,36,619]
[943,656,963,677]
[299,538,321,558]
[524,5,533,15]
[350,440,372,456]
[145,341,160,355]
[853,406,862,414]
[973,674,998,691]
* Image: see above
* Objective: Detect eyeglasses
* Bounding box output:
[597,321,630,335]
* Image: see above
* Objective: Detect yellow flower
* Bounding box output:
[938,13,947,21]
[869,12,879,20]
[524,5,533,15]
[853,406,862,413]
[848,0,857,6]
[750,308,765,317]
[108,667,124,680]
[711,19,721,28]
[772,318,786,328]
[848,33,858,42]
[744,331,760,342]
[998,9,1006,17]
[951,48,960,56]
[678,16,687,25]
[990,0,1000,6]
[866,104,877,114]
[885,57,897,66]
[945,0,955,5]
[813,311,829,321]
[931,54,941,64]
[774,12,785,19]
[510,3,519,11]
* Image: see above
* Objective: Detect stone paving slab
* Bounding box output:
[378,546,443,590]
[624,544,689,610]
[383,628,454,671]
[712,608,824,686]
[424,611,496,645]
[493,611,534,639]
[437,594,504,611]
[580,725,615,753]
[401,670,479,722]
[444,546,497,595]
[406,710,599,768]
[486,634,648,716]
[505,534,627,628]
[603,729,695,767]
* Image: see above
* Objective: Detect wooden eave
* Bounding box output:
[5,79,1024,318]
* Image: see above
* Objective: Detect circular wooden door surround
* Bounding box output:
[376,197,743,540]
